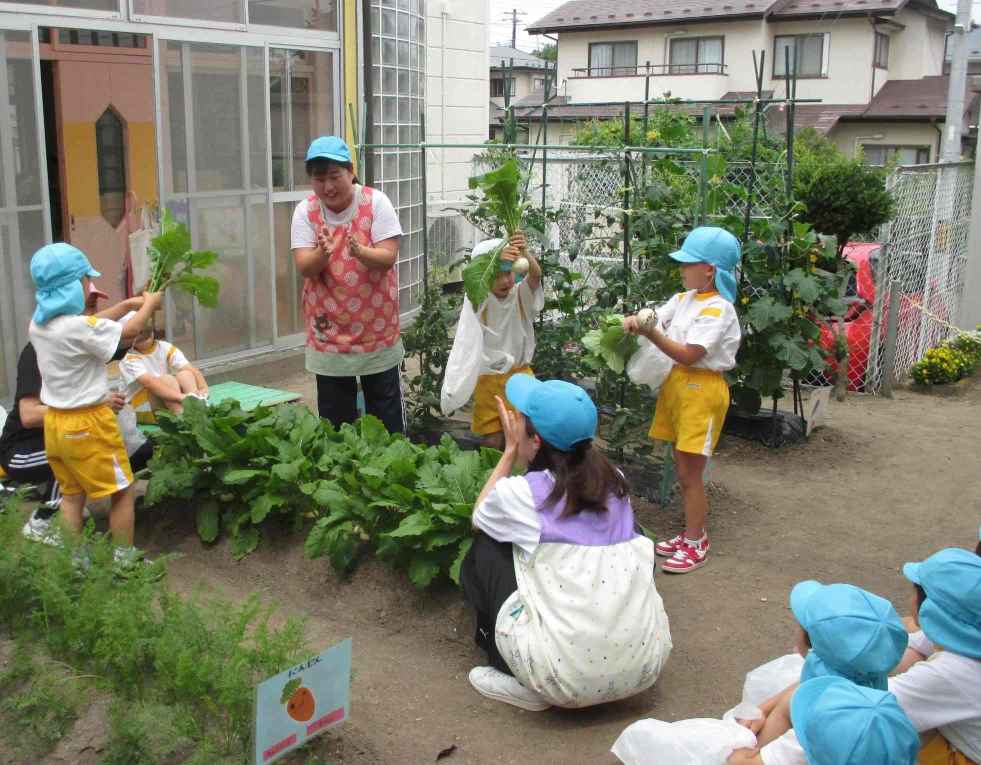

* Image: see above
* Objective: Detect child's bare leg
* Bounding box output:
[152,374,184,413]
[175,368,199,394]
[108,484,136,547]
[674,449,709,539]
[59,492,87,536]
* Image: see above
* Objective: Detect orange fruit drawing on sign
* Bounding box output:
[281,677,316,723]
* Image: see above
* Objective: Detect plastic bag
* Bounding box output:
[440,298,485,416]
[612,718,757,765]
[627,337,674,393]
[127,204,158,294]
[722,653,805,723]
[116,406,147,458]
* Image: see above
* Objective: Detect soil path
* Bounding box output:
[143,372,980,765]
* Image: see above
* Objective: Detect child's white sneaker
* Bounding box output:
[468,667,551,711]
[22,507,63,547]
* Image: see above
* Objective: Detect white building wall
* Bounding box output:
[830,121,941,161]
[427,0,489,202]
[763,18,875,105]
[890,9,949,81]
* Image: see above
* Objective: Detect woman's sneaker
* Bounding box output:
[661,535,710,574]
[655,533,686,557]
[468,667,551,711]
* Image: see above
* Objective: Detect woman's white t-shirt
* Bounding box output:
[289,186,402,250]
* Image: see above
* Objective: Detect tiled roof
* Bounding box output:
[527,0,949,30]
[489,46,548,69]
[527,0,768,33]
[864,76,951,118]
[782,104,868,133]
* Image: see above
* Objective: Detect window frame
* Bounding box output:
[773,33,826,79]
[860,143,931,166]
[667,35,725,75]
[490,77,514,98]
[873,31,889,69]
[587,40,638,77]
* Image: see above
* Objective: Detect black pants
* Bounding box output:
[459,533,519,675]
[0,439,154,515]
[316,365,405,435]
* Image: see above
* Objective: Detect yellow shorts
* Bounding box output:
[650,366,730,457]
[472,366,534,435]
[919,733,976,765]
[44,404,134,499]
[130,388,157,425]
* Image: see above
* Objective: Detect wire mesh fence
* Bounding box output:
[865,162,975,392]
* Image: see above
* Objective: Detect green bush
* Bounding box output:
[910,344,974,385]
[0,497,308,757]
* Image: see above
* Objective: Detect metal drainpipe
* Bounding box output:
[441,6,447,199]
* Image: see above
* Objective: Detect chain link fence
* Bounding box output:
[864,161,975,392]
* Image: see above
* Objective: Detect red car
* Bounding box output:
[818,243,928,391]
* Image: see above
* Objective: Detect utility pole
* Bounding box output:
[502,8,527,49]
[940,0,972,160]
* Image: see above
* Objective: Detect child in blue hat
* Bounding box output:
[728,580,909,763]
[440,235,543,448]
[28,243,161,561]
[623,226,742,573]
[747,676,918,765]
[460,377,671,712]
[887,548,981,765]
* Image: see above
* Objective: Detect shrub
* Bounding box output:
[910,345,974,385]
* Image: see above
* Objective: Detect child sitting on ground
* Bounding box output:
[440,232,543,449]
[888,547,981,765]
[783,677,919,765]
[28,243,161,560]
[119,314,207,423]
[623,226,742,573]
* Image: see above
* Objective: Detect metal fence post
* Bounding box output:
[880,279,902,397]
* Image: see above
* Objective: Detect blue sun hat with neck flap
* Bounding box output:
[791,677,919,765]
[791,580,908,690]
[904,547,981,659]
[668,226,741,303]
[30,243,100,326]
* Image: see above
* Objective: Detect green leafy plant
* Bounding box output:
[146,208,221,308]
[461,158,526,306]
[582,314,639,374]
[0,497,308,758]
[910,332,980,385]
[146,398,495,588]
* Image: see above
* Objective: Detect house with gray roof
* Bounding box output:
[503,0,977,162]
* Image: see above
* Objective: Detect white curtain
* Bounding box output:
[590,44,613,74]
[699,38,723,72]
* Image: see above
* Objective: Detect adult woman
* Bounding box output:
[290,136,405,433]
[460,376,672,711]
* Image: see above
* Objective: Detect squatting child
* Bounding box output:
[623,226,742,573]
[28,243,162,559]
[440,232,543,449]
[119,313,207,423]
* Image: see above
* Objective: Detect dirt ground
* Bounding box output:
[14,363,981,765]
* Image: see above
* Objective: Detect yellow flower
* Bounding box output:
[646,129,659,142]
[809,254,818,263]
[741,296,750,305]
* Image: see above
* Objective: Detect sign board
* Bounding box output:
[254,638,352,765]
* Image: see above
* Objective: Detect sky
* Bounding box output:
[489,0,973,53]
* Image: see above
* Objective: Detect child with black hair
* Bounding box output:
[460,377,671,711]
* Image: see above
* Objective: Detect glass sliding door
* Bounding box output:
[269,46,336,341]
[157,39,272,360]
[0,27,47,405]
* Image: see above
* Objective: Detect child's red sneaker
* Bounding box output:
[655,533,686,557]
[661,535,710,574]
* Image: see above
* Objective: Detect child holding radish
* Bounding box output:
[440,232,543,449]
[623,226,742,574]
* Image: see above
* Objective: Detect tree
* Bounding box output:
[534,43,557,62]
[793,129,895,255]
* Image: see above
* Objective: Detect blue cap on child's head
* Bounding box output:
[791,677,919,765]
[904,547,981,659]
[30,243,100,325]
[306,136,352,164]
[790,581,907,688]
[505,375,597,452]
[669,227,741,302]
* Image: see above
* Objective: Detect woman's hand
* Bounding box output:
[494,395,523,457]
